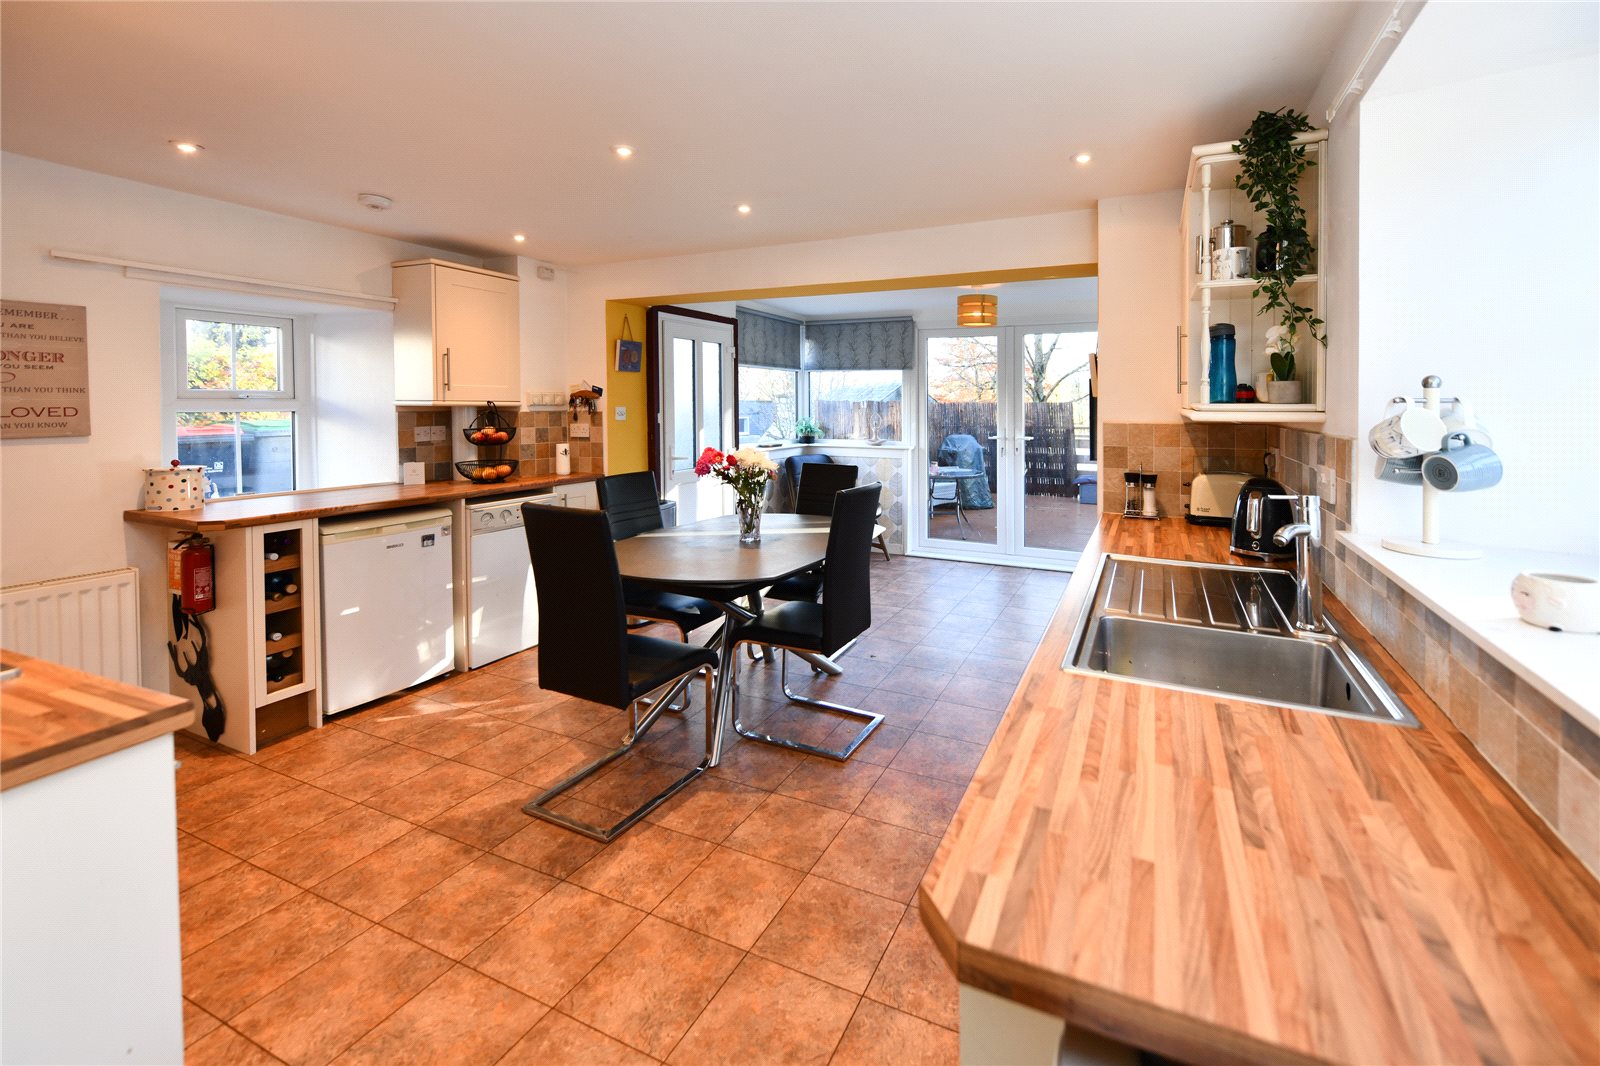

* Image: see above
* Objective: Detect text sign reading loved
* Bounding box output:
[1,299,90,439]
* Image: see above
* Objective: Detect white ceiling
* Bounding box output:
[0,1,1359,267]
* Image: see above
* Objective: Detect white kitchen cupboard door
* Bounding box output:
[393,259,520,405]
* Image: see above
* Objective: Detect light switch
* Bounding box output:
[1314,465,1337,507]
[615,406,627,421]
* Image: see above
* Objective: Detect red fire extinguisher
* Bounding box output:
[168,534,216,614]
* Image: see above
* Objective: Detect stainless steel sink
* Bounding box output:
[1063,555,1418,728]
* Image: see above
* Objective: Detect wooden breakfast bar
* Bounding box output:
[919,516,1600,1065]
[1,651,196,1063]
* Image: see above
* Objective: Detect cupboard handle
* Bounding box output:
[1175,327,1187,394]
[442,347,451,393]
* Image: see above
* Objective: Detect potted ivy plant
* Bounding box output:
[1234,108,1325,402]
[793,416,823,444]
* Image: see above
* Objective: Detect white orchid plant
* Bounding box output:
[1264,324,1297,382]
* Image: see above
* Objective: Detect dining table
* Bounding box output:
[613,512,871,766]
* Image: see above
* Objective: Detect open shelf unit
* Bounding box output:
[1178,131,1328,425]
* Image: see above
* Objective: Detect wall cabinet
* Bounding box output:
[1178,131,1327,425]
[394,259,520,405]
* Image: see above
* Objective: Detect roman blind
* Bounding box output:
[802,317,916,371]
[735,307,803,370]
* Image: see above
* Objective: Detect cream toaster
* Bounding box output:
[1186,471,1251,525]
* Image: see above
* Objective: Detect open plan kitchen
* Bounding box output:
[1,3,1597,1065]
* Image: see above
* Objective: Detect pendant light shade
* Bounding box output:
[956,293,998,327]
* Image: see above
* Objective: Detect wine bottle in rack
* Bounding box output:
[267,629,285,643]
[265,574,299,601]
[266,654,292,683]
[263,532,295,560]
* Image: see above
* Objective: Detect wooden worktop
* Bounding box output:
[121,473,597,532]
[1,651,194,790]
[919,516,1600,1065]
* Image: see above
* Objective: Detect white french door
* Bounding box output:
[915,323,1096,567]
[657,313,736,523]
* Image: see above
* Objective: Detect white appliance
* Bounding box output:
[320,507,454,714]
[463,491,566,669]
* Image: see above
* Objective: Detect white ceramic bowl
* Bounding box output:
[1511,572,1600,634]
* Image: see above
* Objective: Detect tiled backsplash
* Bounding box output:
[396,406,607,481]
[1100,422,1272,517]
[1270,425,1600,877]
[396,408,454,482]
[518,408,604,478]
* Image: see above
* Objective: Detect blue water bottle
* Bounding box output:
[1208,323,1237,403]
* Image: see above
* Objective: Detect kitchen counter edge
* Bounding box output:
[121,474,599,532]
[1,650,195,791]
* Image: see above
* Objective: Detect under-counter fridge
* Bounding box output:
[319,507,454,714]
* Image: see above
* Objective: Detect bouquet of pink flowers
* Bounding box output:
[694,446,777,500]
[695,446,777,542]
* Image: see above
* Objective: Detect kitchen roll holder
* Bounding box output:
[1372,375,1502,560]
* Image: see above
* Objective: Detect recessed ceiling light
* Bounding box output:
[612,145,635,159]
[736,203,752,216]
[513,234,527,243]
[1074,152,1092,165]
[170,140,203,155]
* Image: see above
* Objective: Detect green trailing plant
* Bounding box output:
[1234,108,1326,349]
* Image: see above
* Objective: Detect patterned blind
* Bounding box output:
[802,317,916,371]
[735,307,803,370]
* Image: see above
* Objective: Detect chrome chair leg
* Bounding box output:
[522,667,713,842]
[731,648,882,761]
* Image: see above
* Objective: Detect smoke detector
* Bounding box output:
[356,192,393,211]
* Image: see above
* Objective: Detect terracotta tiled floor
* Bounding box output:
[176,554,1066,1065]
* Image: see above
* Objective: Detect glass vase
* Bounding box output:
[736,495,762,546]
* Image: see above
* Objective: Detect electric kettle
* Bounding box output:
[1230,476,1297,560]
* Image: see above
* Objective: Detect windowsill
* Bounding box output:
[1339,532,1600,733]
[753,439,911,451]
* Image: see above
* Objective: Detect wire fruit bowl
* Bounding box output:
[456,460,519,483]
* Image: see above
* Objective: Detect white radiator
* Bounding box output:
[1,568,141,685]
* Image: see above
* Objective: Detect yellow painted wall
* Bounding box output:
[605,300,650,473]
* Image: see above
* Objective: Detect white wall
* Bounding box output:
[1094,191,1184,425]
[486,255,570,400]
[0,153,464,589]
[312,309,400,487]
[1358,48,1599,554]
[565,209,1099,441]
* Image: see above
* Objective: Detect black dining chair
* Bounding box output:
[766,463,859,604]
[597,471,719,641]
[519,504,718,842]
[729,483,884,760]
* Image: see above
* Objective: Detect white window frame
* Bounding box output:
[167,306,314,498]
[737,364,802,445]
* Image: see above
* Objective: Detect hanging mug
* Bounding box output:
[1442,399,1493,449]
[1422,431,1503,493]
[1368,397,1447,459]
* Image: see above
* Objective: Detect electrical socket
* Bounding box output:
[569,422,591,438]
[1314,464,1337,507]
[415,425,446,443]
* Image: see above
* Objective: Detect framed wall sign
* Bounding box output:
[616,339,642,373]
[2,299,90,439]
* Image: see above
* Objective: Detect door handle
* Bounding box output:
[442,347,452,394]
